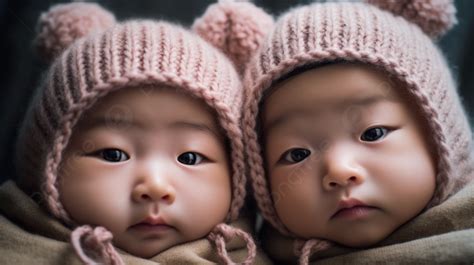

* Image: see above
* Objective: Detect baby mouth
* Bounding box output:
[129,216,175,234]
[331,198,378,220]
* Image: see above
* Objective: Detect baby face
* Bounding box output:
[261,64,436,247]
[59,87,231,257]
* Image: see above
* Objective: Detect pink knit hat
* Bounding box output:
[15,1,271,264]
[242,0,473,263]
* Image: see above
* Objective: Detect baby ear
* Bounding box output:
[192,0,274,72]
[366,0,456,39]
[35,2,116,63]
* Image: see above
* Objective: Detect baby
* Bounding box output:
[0,2,273,264]
[243,0,474,264]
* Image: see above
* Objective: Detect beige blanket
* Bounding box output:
[0,180,271,265]
[262,181,474,264]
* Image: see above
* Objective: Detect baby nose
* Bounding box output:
[132,174,176,204]
[323,173,363,190]
[322,146,365,191]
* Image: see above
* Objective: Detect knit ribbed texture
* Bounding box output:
[243,1,474,239]
[192,0,274,73]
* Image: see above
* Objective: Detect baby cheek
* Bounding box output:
[58,164,133,232]
[373,133,435,194]
[68,182,125,219]
[174,167,231,239]
[270,165,324,235]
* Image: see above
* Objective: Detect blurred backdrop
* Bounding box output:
[2,0,474,183]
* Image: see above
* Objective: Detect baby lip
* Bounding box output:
[143,216,168,226]
[130,215,173,228]
[331,198,374,219]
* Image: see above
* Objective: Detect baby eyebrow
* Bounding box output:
[264,109,313,132]
[263,94,396,132]
[79,114,223,139]
[169,121,224,139]
[343,94,392,107]
[82,115,140,130]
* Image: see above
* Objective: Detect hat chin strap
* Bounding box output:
[71,225,125,265]
[72,223,258,265]
[294,238,332,265]
[208,223,257,265]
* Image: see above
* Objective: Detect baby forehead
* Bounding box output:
[261,95,401,133]
[260,70,411,131]
[263,62,407,105]
[262,77,402,116]
[74,86,224,135]
[272,63,400,97]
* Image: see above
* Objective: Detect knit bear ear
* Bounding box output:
[35,2,116,63]
[192,0,274,72]
[366,0,456,39]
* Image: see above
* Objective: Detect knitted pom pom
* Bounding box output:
[192,0,273,72]
[367,0,456,39]
[35,2,115,62]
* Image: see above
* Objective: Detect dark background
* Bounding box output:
[2,0,474,183]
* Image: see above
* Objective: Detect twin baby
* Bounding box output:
[1,0,473,264]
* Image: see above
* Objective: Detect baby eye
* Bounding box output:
[281,148,311,164]
[177,152,204,165]
[97,149,129,162]
[360,127,389,142]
